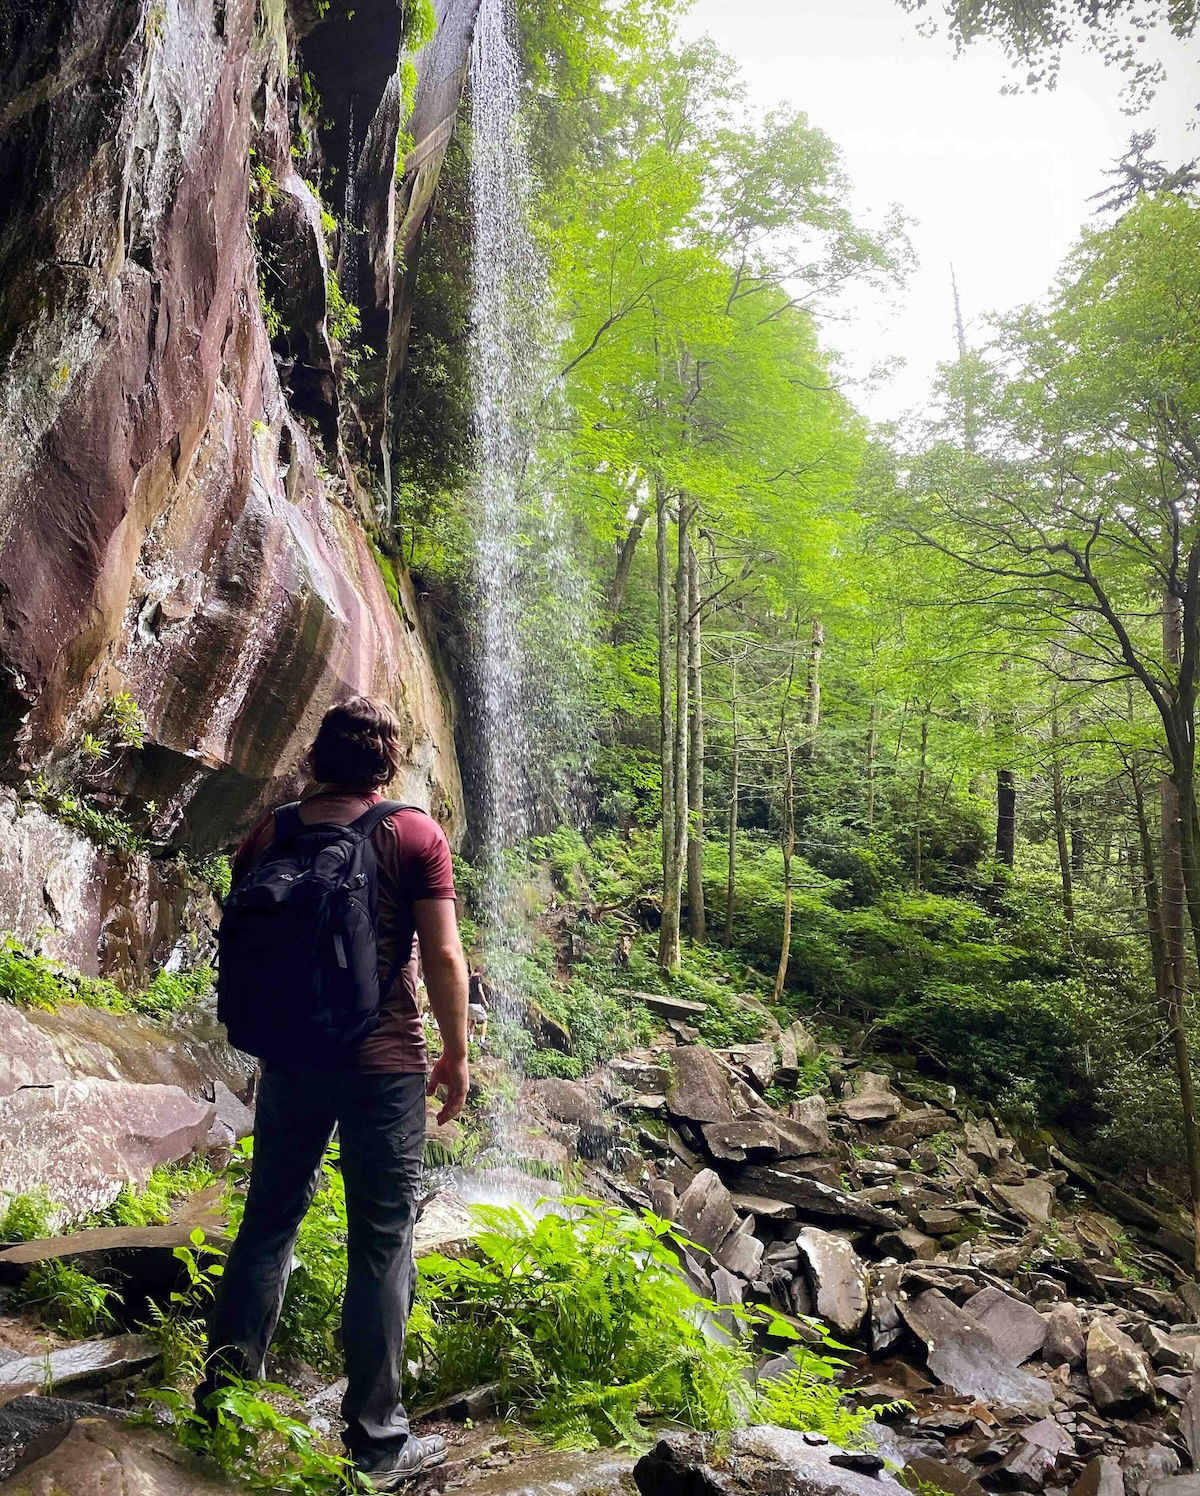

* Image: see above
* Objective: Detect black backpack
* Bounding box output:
[216,799,417,1066]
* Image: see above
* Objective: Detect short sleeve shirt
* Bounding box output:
[232,789,457,1073]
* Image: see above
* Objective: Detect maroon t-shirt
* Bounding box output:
[233,789,457,1073]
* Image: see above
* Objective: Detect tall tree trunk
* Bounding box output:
[773,737,795,1003]
[658,498,690,971]
[1160,591,1200,1273]
[686,542,706,942]
[866,695,879,829]
[1069,791,1086,873]
[802,617,823,760]
[1050,697,1075,924]
[655,476,678,970]
[996,768,1017,867]
[724,657,739,948]
[607,508,647,619]
[914,710,929,892]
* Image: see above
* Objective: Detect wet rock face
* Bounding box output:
[0,0,466,867]
[0,998,251,1219]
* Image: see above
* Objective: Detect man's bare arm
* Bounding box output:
[414,897,470,1123]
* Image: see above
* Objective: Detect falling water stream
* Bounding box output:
[456,0,586,1200]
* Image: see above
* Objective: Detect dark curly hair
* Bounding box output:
[308,695,403,789]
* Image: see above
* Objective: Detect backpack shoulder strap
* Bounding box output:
[348,800,425,838]
[272,801,305,844]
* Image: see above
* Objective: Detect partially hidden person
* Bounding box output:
[200,694,469,1489]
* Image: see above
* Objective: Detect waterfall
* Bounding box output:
[464,0,590,1179]
[468,0,543,893]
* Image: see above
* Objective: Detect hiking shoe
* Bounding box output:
[353,1434,447,1489]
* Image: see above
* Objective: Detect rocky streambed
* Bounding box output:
[1,994,1198,1496]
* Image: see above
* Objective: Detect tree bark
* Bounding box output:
[658,498,691,971]
[1160,590,1200,1274]
[996,768,1017,867]
[686,542,706,942]
[724,657,739,948]
[607,507,647,619]
[866,696,879,830]
[1050,698,1075,924]
[802,617,823,760]
[655,475,679,970]
[773,737,795,1003]
[914,710,929,892]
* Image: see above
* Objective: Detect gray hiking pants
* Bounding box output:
[202,1068,426,1459]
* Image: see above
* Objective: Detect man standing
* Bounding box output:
[202,696,469,1489]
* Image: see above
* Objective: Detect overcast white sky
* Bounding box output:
[678,0,1197,424]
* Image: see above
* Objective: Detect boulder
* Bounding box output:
[0,1007,218,1222]
[876,1228,940,1262]
[413,1191,476,1260]
[713,1220,765,1281]
[677,1170,738,1255]
[439,1446,635,1495]
[898,1289,1054,1415]
[0,1398,123,1484]
[994,1179,1056,1226]
[0,1337,160,1401]
[732,1168,902,1230]
[994,1416,1074,1488]
[0,1221,226,1312]
[963,1119,1004,1166]
[729,1193,796,1222]
[636,993,708,1021]
[842,1071,902,1123]
[1145,1325,1200,1372]
[962,1286,1047,1365]
[796,1228,870,1339]
[902,1459,988,1496]
[1043,1302,1086,1368]
[1069,1456,1124,1496]
[701,1103,826,1164]
[0,1418,244,1494]
[666,1049,736,1126]
[1086,1316,1155,1412]
[634,1428,912,1496]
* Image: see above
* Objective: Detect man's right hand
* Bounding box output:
[427,1051,470,1124]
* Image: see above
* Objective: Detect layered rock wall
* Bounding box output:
[0,0,480,971]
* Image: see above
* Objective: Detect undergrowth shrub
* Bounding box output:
[16,1259,121,1337]
[0,935,212,1020]
[0,1190,56,1243]
[410,1199,755,1447]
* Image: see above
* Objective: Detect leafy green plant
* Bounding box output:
[755,1360,890,1448]
[91,1158,218,1229]
[16,1260,121,1337]
[193,853,233,903]
[274,1148,348,1372]
[151,1377,351,1495]
[0,1190,56,1243]
[33,778,148,854]
[0,934,129,1012]
[133,964,215,1017]
[412,1199,757,1449]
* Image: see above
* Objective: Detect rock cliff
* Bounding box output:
[0,0,477,973]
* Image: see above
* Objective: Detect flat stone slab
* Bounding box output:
[0,1221,225,1287]
[0,1337,160,1404]
[666,1048,735,1126]
[1087,1315,1154,1411]
[898,1289,1054,1415]
[0,1417,241,1494]
[963,1286,1047,1365]
[734,1168,902,1230]
[842,1071,902,1123]
[677,1169,738,1254]
[635,1427,911,1496]
[796,1227,869,1338]
[729,1193,797,1221]
[636,992,708,1019]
